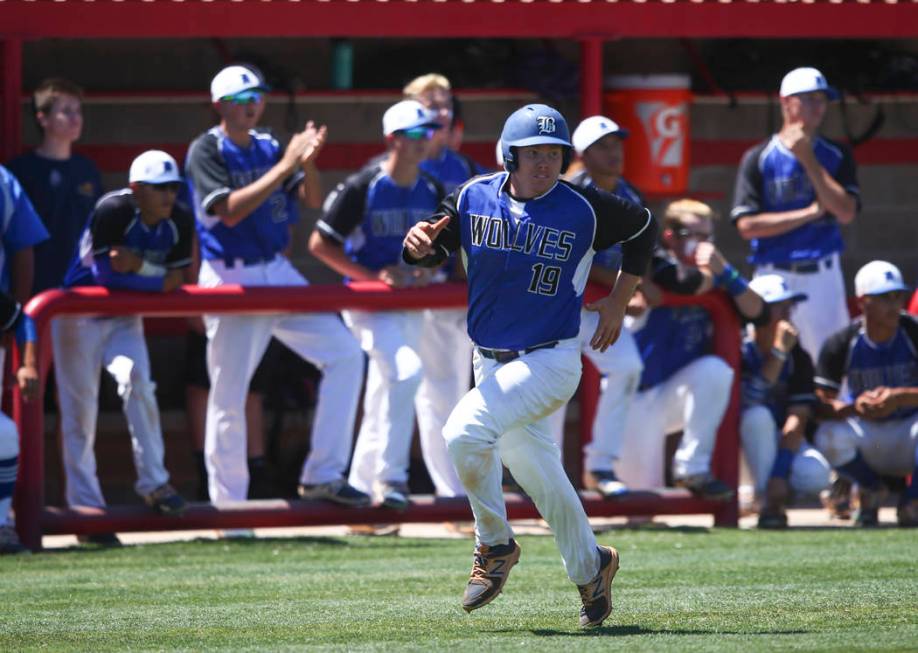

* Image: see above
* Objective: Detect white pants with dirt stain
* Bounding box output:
[443,337,601,586]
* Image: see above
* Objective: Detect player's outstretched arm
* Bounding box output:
[404,216,450,262]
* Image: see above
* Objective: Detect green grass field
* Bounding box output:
[1,528,915,652]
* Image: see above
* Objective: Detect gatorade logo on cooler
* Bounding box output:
[635,102,686,168]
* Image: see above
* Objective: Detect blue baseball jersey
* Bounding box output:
[185,127,303,262]
[742,338,816,424]
[63,188,194,291]
[568,170,644,271]
[406,172,656,350]
[7,151,103,294]
[0,165,50,293]
[317,162,444,274]
[815,315,918,422]
[731,135,859,264]
[420,148,489,195]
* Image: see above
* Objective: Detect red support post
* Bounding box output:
[1,37,24,163]
[580,37,604,119]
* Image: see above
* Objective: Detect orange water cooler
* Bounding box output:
[604,74,692,195]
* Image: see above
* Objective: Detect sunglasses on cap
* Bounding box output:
[220,90,264,105]
[142,182,183,194]
[398,127,435,141]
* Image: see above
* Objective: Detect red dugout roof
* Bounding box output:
[2,0,918,39]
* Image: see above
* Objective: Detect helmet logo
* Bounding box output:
[536,116,556,135]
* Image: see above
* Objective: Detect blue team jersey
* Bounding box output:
[731,135,859,264]
[317,162,443,274]
[6,152,103,294]
[0,165,50,293]
[185,127,303,262]
[568,170,643,271]
[816,315,918,422]
[419,149,488,195]
[634,305,711,390]
[410,172,655,350]
[64,189,194,291]
[741,338,816,423]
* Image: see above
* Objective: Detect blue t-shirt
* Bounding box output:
[64,189,194,291]
[420,148,488,195]
[730,135,859,265]
[408,172,655,350]
[6,151,102,294]
[0,165,50,293]
[317,162,444,274]
[568,170,644,271]
[816,315,918,422]
[185,127,303,262]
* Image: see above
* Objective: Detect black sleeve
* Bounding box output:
[787,344,817,407]
[0,291,22,333]
[899,314,918,350]
[730,143,765,224]
[834,142,861,207]
[164,204,195,268]
[649,252,705,295]
[815,323,858,391]
[314,172,370,244]
[581,183,657,277]
[402,186,463,268]
[89,194,133,253]
[186,134,233,215]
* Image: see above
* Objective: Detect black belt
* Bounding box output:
[478,341,558,364]
[770,256,832,274]
[222,255,275,269]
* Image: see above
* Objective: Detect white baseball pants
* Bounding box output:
[415,307,471,497]
[52,315,170,507]
[545,309,643,471]
[444,338,601,586]
[754,253,849,360]
[740,405,831,497]
[617,355,733,488]
[199,257,364,503]
[343,309,424,495]
[0,348,18,526]
[815,415,918,477]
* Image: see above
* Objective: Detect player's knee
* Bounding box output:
[814,421,857,467]
[0,418,19,460]
[792,454,832,497]
[740,406,776,446]
[696,355,734,389]
[118,367,157,403]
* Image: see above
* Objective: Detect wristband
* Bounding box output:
[770,347,788,362]
[769,447,795,480]
[138,260,167,277]
[713,264,750,297]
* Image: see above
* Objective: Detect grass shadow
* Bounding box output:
[527,624,809,637]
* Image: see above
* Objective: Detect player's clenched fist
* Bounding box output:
[404,216,450,260]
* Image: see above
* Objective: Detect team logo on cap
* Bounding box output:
[163,161,173,172]
[886,271,896,281]
[241,73,251,83]
[537,116,556,135]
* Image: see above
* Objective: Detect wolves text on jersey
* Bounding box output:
[469,213,576,262]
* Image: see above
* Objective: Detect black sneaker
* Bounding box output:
[77,533,122,547]
[298,479,370,507]
[675,473,734,501]
[897,496,918,528]
[583,469,628,498]
[854,485,887,528]
[144,483,188,516]
[757,510,788,529]
[0,525,28,555]
[577,545,621,628]
[462,539,521,613]
[373,481,410,511]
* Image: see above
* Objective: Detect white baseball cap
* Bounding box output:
[749,274,808,304]
[129,150,182,185]
[854,260,908,297]
[210,65,268,103]
[382,100,441,136]
[779,67,839,100]
[571,115,629,154]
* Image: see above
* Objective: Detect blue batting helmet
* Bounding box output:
[500,104,572,173]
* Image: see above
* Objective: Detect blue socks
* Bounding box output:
[769,448,794,480]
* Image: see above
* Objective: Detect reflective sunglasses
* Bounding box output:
[399,127,434,141]
[221,91,264,105]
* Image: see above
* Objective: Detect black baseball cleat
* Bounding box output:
[675,473,735,501]
[77,532,122,547]
[577,545,620,629]
[583,469,628,498]
[298,479,370,507]
[462,539,521,613]
[144,483,188,516]
[0,525,28,555]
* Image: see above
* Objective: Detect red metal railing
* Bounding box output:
[15,282,740,550]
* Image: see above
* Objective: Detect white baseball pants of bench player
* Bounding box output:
[545,309,642,471]
[740,405,831,497]
[343,309,424,496]
[199,256,364,503]
[617,355,733,488]
[0,348,19,526]
[815,415,918,477]
[52,315,170,508]
[444,337,601,586]
[754,253,849,361]
[415,307,471,497]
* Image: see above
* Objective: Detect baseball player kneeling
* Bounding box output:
[814,261,918,527]
[403,104,656,628]
[54,150,190,520]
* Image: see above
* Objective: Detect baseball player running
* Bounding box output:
[545,115,645,497]
[731,67,859,359]
[185,65,366,505]
[741,275,830,528]
[814,261,918,527]
[309,99,444,510]
[54,150,190,518]
[403,104,657,627]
